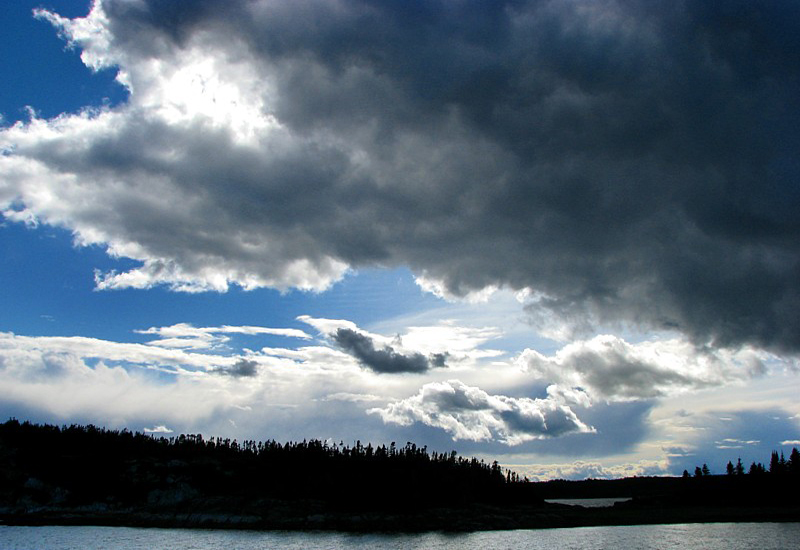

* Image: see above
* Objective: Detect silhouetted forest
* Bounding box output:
[0,419,521,514]
[2,419,799,530]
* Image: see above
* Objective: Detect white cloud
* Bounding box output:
[144,424,173,434]
[136,323,310,350]
[517,458,668,481]
[0,358,228,424]
[369,380,594,445]
[400,324,504,360]
[33,6,115,73]
[322,392,383,403]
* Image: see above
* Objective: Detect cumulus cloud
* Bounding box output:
[1,0,799,354]
[519,459,668,481]
[519,335,771,401]
[369,380,594,445]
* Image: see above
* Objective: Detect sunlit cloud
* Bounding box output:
[370,380,594,445]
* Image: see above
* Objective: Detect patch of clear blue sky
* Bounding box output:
[0,0,127,125]
[0,223,443,345]
[0,0,444,348]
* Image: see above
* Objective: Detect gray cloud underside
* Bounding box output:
[519,335,765,401]
[2,0,799,352]
[332,328,442,373]
[213,358,258,378]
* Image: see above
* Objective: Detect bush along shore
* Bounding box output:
[1,419,798,531]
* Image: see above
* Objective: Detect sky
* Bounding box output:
[1,0,799,480]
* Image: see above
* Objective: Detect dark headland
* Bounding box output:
[1,419,798,531]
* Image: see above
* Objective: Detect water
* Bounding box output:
[1,523,798,549]
[544,498,631,508]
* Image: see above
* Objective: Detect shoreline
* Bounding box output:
[3,503,799,532]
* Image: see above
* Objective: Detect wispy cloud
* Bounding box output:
[136,323,311,350]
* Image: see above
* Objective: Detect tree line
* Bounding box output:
[685,447,800,478]
[0,419,523,512]
[3,418,797,515]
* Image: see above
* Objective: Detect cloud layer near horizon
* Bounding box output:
[0,316,790,448]
[1,0,799,354]
[0,310,797,479]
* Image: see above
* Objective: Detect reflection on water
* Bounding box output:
[1,522,799,550]
[544,497,631,508]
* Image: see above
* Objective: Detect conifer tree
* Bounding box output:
[770,451,781,474]
[789,448,800,475]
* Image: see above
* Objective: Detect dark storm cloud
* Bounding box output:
[4,0,800,352]
[332,328,443,374]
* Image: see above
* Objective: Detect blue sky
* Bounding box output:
[1,0,799,480]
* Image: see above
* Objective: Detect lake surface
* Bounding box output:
[544,497,631,508]
[2,522,799,549]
